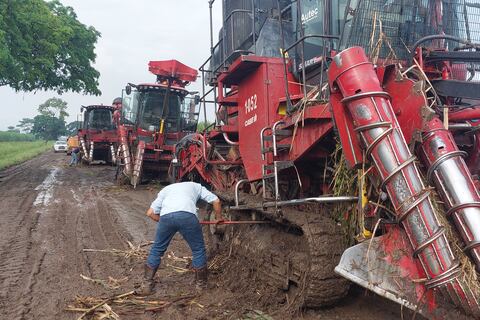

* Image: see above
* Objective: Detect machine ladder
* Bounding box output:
[260,120,300,200]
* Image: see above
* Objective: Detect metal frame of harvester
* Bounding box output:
[170,0,480,318]
[116,60,201,187]
[78,104,118,165]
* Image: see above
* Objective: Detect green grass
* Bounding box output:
[0,131,36,142]
[0,141,53,170]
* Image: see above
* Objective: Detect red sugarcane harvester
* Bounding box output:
[171,0,480,318]
[78,104,118,164]
[116,60,200,187]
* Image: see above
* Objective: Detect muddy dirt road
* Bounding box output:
[0,151,419,319]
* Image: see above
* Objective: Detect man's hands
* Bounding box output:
[146,208,160,222]
[212,199,224,224]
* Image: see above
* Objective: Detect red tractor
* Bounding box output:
[78,104,118,164]
[116,60,200,187]
[172,0,480,318]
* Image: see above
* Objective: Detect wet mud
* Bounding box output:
[0,151,422,319]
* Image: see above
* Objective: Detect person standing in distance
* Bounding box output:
[136,181,222,295]
[112,97,122,127]
[69,146,80,166]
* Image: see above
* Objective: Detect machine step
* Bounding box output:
[262,130,293,141]
[263,161,295,173]
[261,144,290,154]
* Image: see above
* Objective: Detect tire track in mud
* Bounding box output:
[13,169,63,319]
[80,190,124,278]
[100,190,155,245]
[0,158,138,319]
[0,153,59,319]
[0,154,158,319]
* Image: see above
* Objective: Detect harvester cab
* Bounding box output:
[78,105,118,164]
[116,60,200,187]
[172,0,480,318]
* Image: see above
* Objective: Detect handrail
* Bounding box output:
[234,179,249,206]
[260,126,272,160]
[283,34,340,55]
[201,7,257,75]
[198,86,215,104]
[272,120,285,157]
[223,132,239,145]
[224,9,252,22]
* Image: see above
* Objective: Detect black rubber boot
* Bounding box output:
[135,264,157,295]
[195,266,208,291]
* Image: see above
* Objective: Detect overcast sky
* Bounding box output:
[0,0,222,130]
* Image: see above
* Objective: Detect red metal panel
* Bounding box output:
[148,60,197,83]
[330,92,364,168]
[234,57,303,181]
[383,67,425,144]
[275,120,333,162]
[237,63,270,181]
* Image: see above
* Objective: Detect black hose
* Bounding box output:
[409,34,480,64]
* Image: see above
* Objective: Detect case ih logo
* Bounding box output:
[244,94,258,127]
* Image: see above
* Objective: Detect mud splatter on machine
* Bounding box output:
[116,60,201,187]
[78,105,117,165]
[172,0,480,318]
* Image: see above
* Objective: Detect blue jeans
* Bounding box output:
[69,152,78,165]
[146,211,206,269]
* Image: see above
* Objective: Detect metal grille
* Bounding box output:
[343,0,480,61]
[223,0,254,59]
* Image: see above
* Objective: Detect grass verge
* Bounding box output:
[0,141,54,170]
[0,131,35,142]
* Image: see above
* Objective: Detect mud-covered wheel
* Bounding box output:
[224,205,349,309]
[299,212,350,307]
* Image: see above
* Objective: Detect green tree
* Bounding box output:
[38,97,69,120]
[31,114,66,141]
[31,97,68,140]
[7,126,19,133]
[66,120,81,135]
[16,117,34,133]
[0,0,101,95]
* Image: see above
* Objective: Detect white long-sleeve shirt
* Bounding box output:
[150,182,218,216]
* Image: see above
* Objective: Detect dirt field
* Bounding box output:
[0,151,420,320]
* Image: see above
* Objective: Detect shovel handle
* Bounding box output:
[200,221,269,225]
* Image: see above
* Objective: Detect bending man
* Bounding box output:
[137,181,222,295]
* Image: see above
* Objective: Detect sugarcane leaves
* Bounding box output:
[0,0,101,95]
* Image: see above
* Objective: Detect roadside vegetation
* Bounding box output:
[0,131,36,142]
[0,131,53,170]
[0,140,53,170]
